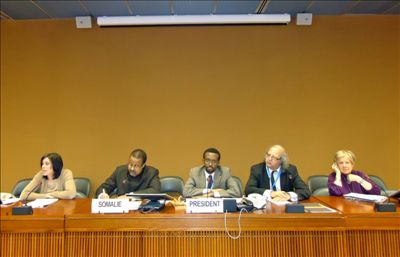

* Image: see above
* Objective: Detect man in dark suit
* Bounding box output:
[96,149,161,198]
[245,145,310,201]
[183,148,241,198]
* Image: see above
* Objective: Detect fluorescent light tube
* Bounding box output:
[97,14,291,27]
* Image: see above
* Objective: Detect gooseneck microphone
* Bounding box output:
[12,182,42,215]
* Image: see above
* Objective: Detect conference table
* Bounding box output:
[1,197,399,257]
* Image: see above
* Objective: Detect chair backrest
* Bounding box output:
[368,175,387,191]
[11,178,32,197]
[231,176,244,197]
[312,187,330,196]
[307,175,328,194]
[74,177,91,198]
[160,176,184,197]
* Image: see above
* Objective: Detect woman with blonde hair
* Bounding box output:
[328,150,380,196]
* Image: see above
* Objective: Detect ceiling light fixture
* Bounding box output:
[97,14,291,27]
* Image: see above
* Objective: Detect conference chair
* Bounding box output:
[160,176,184,198]
[312,187,330,196]
[74,177,91,198]
[231,176,244,197]
[368,175,387,191]
[307,175,328,195]
[11,178,32,198]
[367,174,398,196]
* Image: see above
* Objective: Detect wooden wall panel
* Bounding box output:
[1,16,399,195]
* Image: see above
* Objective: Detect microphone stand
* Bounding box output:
[12,182,42,215]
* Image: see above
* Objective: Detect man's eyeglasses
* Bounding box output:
[204,159,219,165]
[266,153,281,161]
[128,163,144,169]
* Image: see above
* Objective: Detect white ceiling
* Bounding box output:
[1,0,399,20]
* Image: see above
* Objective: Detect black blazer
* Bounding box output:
[244,162,311,200]
[95,164,161,197]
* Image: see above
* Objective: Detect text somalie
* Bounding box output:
[98,201,122,207]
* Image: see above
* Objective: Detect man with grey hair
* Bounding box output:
[245,145,311,201]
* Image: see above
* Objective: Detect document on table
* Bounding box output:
[1,192,18,204]
[27,199,58,208]
[269,199,290,206]
[1,197,20,205]
[344,193,387,203]
[303,203,337,213]
[128,200,141,210]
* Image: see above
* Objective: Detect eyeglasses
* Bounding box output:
[204,158,219,165]
[128,162,144,169]
[266,153,281,161]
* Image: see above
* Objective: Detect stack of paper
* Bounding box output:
[344,193,387,203]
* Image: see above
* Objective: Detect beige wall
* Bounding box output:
[1,16,399,195]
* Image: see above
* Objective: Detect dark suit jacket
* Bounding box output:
[183,166,241,198]
[244,162,311,200]
[95,164,161,197]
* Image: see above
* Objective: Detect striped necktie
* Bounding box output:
[207,175,213,189]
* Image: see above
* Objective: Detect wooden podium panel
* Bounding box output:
[64,230,346,257]
[1,202,66,257]
[64,199,346,257]
[0,232,64,257]
[1,197,399,257]
[314,196,400,228]
[315,196,400,257]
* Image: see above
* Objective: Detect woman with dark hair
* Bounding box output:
[20,153,76,200]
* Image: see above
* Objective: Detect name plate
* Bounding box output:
[186,198,224,213]
[91,199,130,213]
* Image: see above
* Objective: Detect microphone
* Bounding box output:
[12,182,42,215]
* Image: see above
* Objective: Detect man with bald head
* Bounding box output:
[245,145,311,201]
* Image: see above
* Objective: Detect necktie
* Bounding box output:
[207,175,213,189]
[271,171,276,191]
